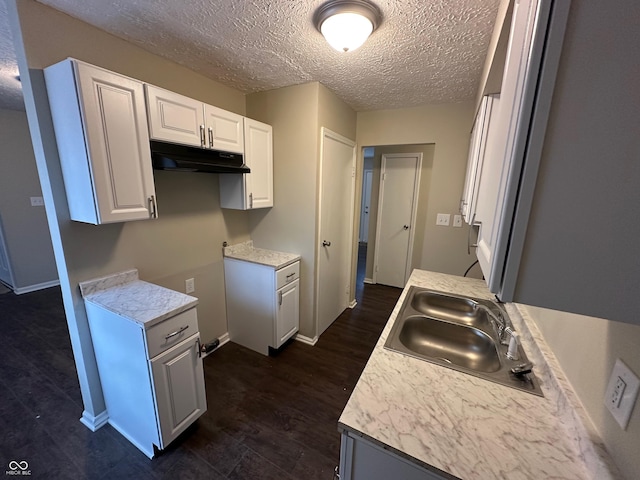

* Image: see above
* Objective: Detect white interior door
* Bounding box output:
[373,154,421,288]
[359,170,373,243]
[317,128,356,337]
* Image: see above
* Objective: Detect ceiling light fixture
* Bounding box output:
[314,0,382,53]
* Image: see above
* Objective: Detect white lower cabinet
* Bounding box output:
[224,258,300,355]
[84,304,206,458]
[339,431,447,480]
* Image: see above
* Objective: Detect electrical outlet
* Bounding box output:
[604,358,640,429]
[30,196,44,207]
[453,214,463,228]
[185,278,195,294]
[436,213,450,226]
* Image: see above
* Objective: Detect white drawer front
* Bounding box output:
[146,308,198,358]
[276,261,299,290]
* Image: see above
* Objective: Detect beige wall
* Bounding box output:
[523,305,640,480]
[0,108,57,289]
[246,83,320,338]
[362,144,434,281]
[247,82,356,339]
[10,0,251,418]
[356,102,479,282]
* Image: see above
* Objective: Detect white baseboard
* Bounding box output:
[363,278,374,284]
[108,419,155,459]
[294,333,318,346]
[349,299,357,309]
[218,332,231,347]
[79,409,108,432]
[14,279,60,295]
[201,332,231,358]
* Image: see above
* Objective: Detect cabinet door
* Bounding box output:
[73,62,156,223]
[475,0,544,289]
[150,333,207,448]
[461,95,495,224]
[204,104,244,153]
[275,279,299,349]
[244,118,274,209]
[145,85,204,147]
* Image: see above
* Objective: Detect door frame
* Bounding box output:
[359,169,373,243]
[315,127,357,339]
[372,153,422,286]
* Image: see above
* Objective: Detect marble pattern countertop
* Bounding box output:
[79,269,198,329]
[338,270,621,480]
[223,240,300,269]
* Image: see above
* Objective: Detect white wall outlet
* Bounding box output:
[30,196,44,207]
[604,358,640,429]
[436,213,450,226]
[453,214,463,228]
[185,278,195,294]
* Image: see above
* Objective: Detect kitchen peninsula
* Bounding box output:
[338,270,620,480]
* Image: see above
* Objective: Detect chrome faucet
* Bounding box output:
[478,304,520,361]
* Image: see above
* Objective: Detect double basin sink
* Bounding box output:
[384,287,543,396]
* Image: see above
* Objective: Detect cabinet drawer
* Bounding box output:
[276,261,299,290]
[146,308,198,358]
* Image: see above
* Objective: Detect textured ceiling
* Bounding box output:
[1,0,500,112]
[0,0,23,111]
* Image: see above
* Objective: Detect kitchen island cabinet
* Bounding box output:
[223,241,300,355]
[338,269,619,480]
[44,58,157,224]
[145,84,244,153]
[79,269,206,458]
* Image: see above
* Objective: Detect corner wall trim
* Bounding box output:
[14,279,60,295]
[363,278,374,284]
[294,333,318,346]
[349,299,357,309]
[80,409,109,432]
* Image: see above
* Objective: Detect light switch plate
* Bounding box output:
[185,278,195,294]
[30,196,44,207]
[453,215,463,227]
[436,213,450,226]
[604,358,640,429]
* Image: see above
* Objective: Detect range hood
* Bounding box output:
[150,140,250,174]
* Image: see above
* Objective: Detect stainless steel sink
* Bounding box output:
[398,316,501,373]
[385,287,543,396]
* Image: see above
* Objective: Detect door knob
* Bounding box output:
[322,240,332,247]
[403,225,410,230]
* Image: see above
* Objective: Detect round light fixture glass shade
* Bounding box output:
[320,12,374,52]
[314,0,382,53]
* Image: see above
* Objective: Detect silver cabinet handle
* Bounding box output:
[286,272,295,280]
[196,337,202,358]
[249,192,253,209]
[199,125,206,147]
[322,240,331,247]
[278,291,283,306]
[165,325,189,340]
[403,225,410,230]
[468,213,480,255]
[208,127,214,148]
[148,195,157,219]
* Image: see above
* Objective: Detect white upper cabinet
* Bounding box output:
[461,95,496,224]
[145,85,244,153]
[45,59,157,224]
[219,118,274,210]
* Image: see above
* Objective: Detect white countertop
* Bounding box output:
[79,269,198,329]
[223,240,300,269]
[338,270,620,480]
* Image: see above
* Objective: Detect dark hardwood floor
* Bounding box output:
[0,250,401,479]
